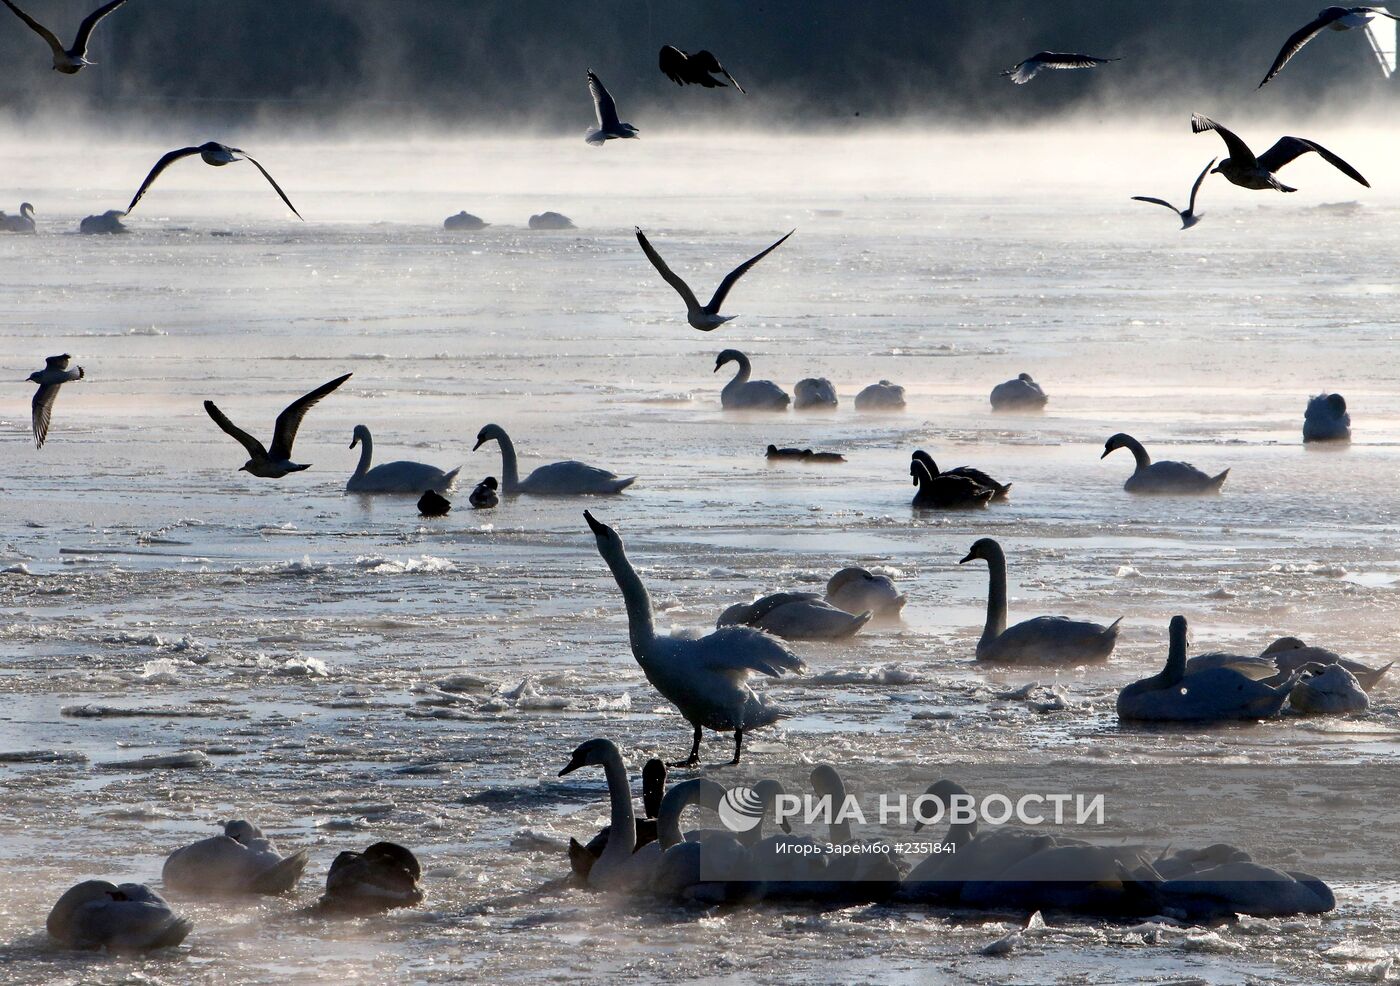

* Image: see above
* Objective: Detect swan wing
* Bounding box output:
[72,0,129,56]
[588,70,621,129]
[1190,114,1258,169]
[127,146,202,213]
[635,227,701,310]
[1256,136,1369,186]
[699,626,806,678]
[1257,9,1342,88]
[268,373,351,461]
[203,401,268,460]
[706,229,794,314]
[0,0,63,57]
[238,152,304,218]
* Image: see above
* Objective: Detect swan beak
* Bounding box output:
[712,365,720,373]
[583,510,609,536]
[558,755,585,777]
[471,438,484,451]
[1099,448,1111,459]
[957,552,975,565]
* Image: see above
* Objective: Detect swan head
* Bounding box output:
[1101,433,1133,459]
[912,779,970,833]
[583,509,622,550]
[717,601,754,627]
[1262,636,1307,655]
[1327,393,1347,414]
[1018,372,1034,382]
[472,423,506,451]
[809,763,845,799]
[1169,615,1192,648]
[714,349,744,373]
[911,449,938,475]
[958,537,1000,565]
[909,457,937,487]
[349,424,370,449]
[357,841,422,880]
[223,820,263,843]
[20,202,33,217]
[642,758,667,815]
[826,566,872,597]
[559,737,623,776]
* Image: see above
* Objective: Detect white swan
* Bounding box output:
[651,778,765,904]
[47,881,192,951]
[804,765,901,902]
[1290,664,1368,714]
[558,738,663,892]
[316,842,423,914]
[853,380,905,410]
[825,567,906,620]
[1101,433,1228,494]
[0,202,35,232]
[443,211,489,231]
[715,349,790,410]
[569,757,666,882]
[989,372,1048,410]
[793,377,837,409]
[474,423,634,495]
[586,511,805,765]
[1303,392,1350,443]
[163,819,309,895]
[79,209,127,234]
[1262,635,1391,690]
[1117,616,1299,722]
[346,425,460,494]
[718,591,870,640]
[960,538,1121,664]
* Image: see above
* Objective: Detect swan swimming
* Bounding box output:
[316,842,423,914]
[1101,433,1228,494]
[474,423,634,495]
[79,209,127,234]
[913,449,1010,499]
[0,202,35,232]
[163,819,309,895]
[569,757,666,882]
[346,425,461,494]
[635,227,793,331]
[585,511,805,765]
[1191,114,1369,193]
[989,372,1048,410]
[651,778,766,904]
[127,142,303,218]
[1,0,128,74]
[960,538,1121,664]
[27,353,84,449]
[825,567,906,620]
[911,457,993,509]
[853,380,905,410]
[765,444,844,464]
[469,476,499,508]
[1132,158,1214,230]
[715,350,791,411]
[1117,616,1299,722]
[584,70,638,145]
[559,738,663,891]
[1303,392,1351,443]
[793,377,838,409]
[443,211,489,231]
[804,765,901,902]
[47,880,192,951]
[205,373,352,478]
[528,211,575,230]
[1258,6,1399,88]
[718,591,870,640]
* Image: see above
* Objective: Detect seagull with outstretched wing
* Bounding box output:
[204,374,351,478]
[584,70,638,145]
[635,227,793,331]
[127,142,302,218]
[1001,51,1119,84]
[658,45,745,92]
[1,0,128,74]
[26,354,84,448]
[1191,113,1369,192]
[1259,6,1399,87]
[1132,159,1216,229]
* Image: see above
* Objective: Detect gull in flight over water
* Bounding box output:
[205,374,351,478]
[27,354,83,449]
[584,70,638,145]
[126,142,303,218]
[1191,114,1369,192]
[1131,159,1215,229]
[635,227,794,331]
[1,0,128,74]
[1001,51,1119,84]
[658,46,745,92]
[1259,6,1400,87]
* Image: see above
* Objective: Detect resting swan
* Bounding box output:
[1303,393,1350,443]
[960,538,1121,664]
[47,881,192,951]
[569,757,666,881]
[793,377,838,409]
[162,819,308,895]
[990,372,1048,410]
[586,511,805,765]
[559,738,663,892]
[346,425,460,494]
[911,458,993,509]
[715,349,790,410]
[825,566,907,620]
[0,202,35,232]
[1117,616,1298,722]
[1101,433,1228,494]
[718,591,870,640]
[317,842,423,914]
[474,423,634,495]
[1262,636,1391,691]
[853,380,905,410]
[651,778,768,904]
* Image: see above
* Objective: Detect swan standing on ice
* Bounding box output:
[0,202,35,232]
[1117,616,1299,722]
[585,511,805,765]
[1001,51,1119,84]
[126,142,303,218]
[960,538,1121,664]
[794,377,838,409]
[1258,6,1399,87]
[1,0,129,74]
[316,842,423,914]
[715,350,790,410]
[635,227,793,332]
[27,353,83,449]
[1191,114,1369,193]
[853,380,905,410]
[1132,159,1214,229]
[584,70,638,145]
[163,820,308,895]
[825,567,906,620]
[558,739,663,891]
[46,881,191,950]
[718,591,870,640]
[658,46,745,92]
[989,372,1048,410]
[204,373,351,478]
[345,425,460,494]
[569,757,666,882]
[473,423,634,495]
[1101,433,1228,494]
[1303,393,1351,443]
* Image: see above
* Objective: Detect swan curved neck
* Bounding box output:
[600,540,655,658]
[1121,436,1152,472]
[723,355,752,393]
[352,431,372,479]
[598,752,637,860]
[491,432,520,491]
[979,546,1008,644]
[657,782,704,849]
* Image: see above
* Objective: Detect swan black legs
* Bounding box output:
[731,728,743,765]
[670,723,702,767]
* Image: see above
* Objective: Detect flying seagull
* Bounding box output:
[1001,51,1119,84]
[26,354,83,449]
[635,227,794,331]
[0,0,128,74]
[658,45,745,92]
[584,70,638,145]
[1190,113,1369,192]
[204,374,351,478]
[126,142,302,218]
[1131,159,1215,229]
[1259,6,1399,88]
